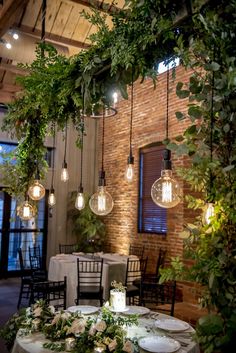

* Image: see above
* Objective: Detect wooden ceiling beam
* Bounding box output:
[0,0,29,37]
[0,61,28,75]
[17,24,91,49]
[69,0,121,14]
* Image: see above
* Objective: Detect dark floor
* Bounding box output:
[0,277,20,353]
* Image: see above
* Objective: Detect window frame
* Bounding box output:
[138,143,167,235]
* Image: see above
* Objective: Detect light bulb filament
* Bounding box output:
[98,193,106,211]
[125,164,134,182]
[75,193,85,210]
[23,205,30,218]
[162,180,172,203]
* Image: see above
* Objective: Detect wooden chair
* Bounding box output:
[29,277,67,310]
[143,247,166,282]
[129,244,145,259]
[75,259,104,307]
[140,280,176,316]
[59,243,77,254]
[29,245,47,280]
[125,257,148,305]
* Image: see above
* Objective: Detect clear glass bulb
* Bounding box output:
[125,163,134,182]
[204,202,215,225]
[48,190,56,206]
[17,200,35,221]
[151,169,181,208]
[28,180,45,201]
[89,186,114,216]
[75,192,85,210]
[61,167,69,182]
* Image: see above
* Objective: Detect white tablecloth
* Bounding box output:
[48,253,134,306]
[12,312,200,353]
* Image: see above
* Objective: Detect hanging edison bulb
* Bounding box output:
[28,179,45,201]
[75,185,85,210]
[151,150,181,208]
[89,185,114,216]
[17,199,36,221]
[90,171,113,216]
[61,161,69,182]
[203,202,215,225]
[48,188,56,207]
[125,155,134,182]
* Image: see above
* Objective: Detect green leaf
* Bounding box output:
[175,111,185,120]
[188,106,202,119]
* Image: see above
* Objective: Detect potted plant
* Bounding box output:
[67,192,106,253]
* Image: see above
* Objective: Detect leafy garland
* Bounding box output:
[159,1,236,352]
[0,0,197,196]
[0,300,138,353]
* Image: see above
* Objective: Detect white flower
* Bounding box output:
[48,305,55,314]
[26,307,31,317]
[67,319,86,335]
[33,307,42,317]
[88,324,97,336]
[123,340,134,353]
[104,301,110,308]
[61,312,71,320]
[108,339,117,351]
[51,313,62,325]
[95,320,107,332]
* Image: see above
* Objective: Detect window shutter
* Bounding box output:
[139,145,167,234]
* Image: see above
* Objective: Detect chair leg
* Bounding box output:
[17,281,24,309]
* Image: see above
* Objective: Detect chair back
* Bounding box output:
[140,280,176,316]
[129,244,145,259]
[30,277,67,310]
[77,258,103,289]
[17,248,25,272]
[125,257,148,286]
[29,245,41,257]
[59,243,77,254]
[29,245,44,271]
[155,248,167,277]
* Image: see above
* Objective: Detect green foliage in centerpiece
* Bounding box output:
[0,300,138,353]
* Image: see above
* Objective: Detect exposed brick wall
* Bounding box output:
[98,65,201,304]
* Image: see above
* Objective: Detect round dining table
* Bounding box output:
[11,310,200,353]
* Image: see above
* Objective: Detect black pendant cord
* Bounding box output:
[51,123,56,190]
[129,69,134,156]
[101,106,105,173]
[210,72,215,164]
[166,66,170,141]
[41,0,46,57]
[79,119,84,190]
[63,122,68,165]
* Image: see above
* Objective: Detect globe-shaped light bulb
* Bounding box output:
[203,202,215,225]
[75,192,85,210]
[48,189,56,207]
[151,169,181,208]
[28,180,45,201]
[89,186,114,216]
[17,200,35,221]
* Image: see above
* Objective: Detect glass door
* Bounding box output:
[0,190,48,278]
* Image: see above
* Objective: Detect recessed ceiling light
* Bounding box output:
[5,42,12,49]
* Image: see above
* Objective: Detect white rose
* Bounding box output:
[48,305,55,314]
[95,320,107,332]
[108,339,117,351]
[123,340,134,353]
[51,313,61,325]
[67,319,86,335]
[33,307,42,317]
[89,324,97,336]
[61,312,71,320]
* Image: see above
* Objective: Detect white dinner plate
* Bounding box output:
[108,306,130,313]
[155,318,190,332]
[138,335,180,353]
[124,306,150,316]
[67,305,99,315]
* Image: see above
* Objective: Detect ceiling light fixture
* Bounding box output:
[151,65,181,208]
[17,196,36,221]
[48,124,56,207]
[28,166,45,201]
[89,105,114,216]
[75,117,85,210]
[61,122,69,182]
[125,68,134,182]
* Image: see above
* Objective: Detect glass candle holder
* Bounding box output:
[65,337,76,351]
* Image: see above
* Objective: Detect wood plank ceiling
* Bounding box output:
[0,0,125,103]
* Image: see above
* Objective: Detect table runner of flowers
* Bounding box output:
[0,300,138,353]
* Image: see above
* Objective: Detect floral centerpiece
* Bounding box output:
[0,300,138,353]
[110,281,127,312]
